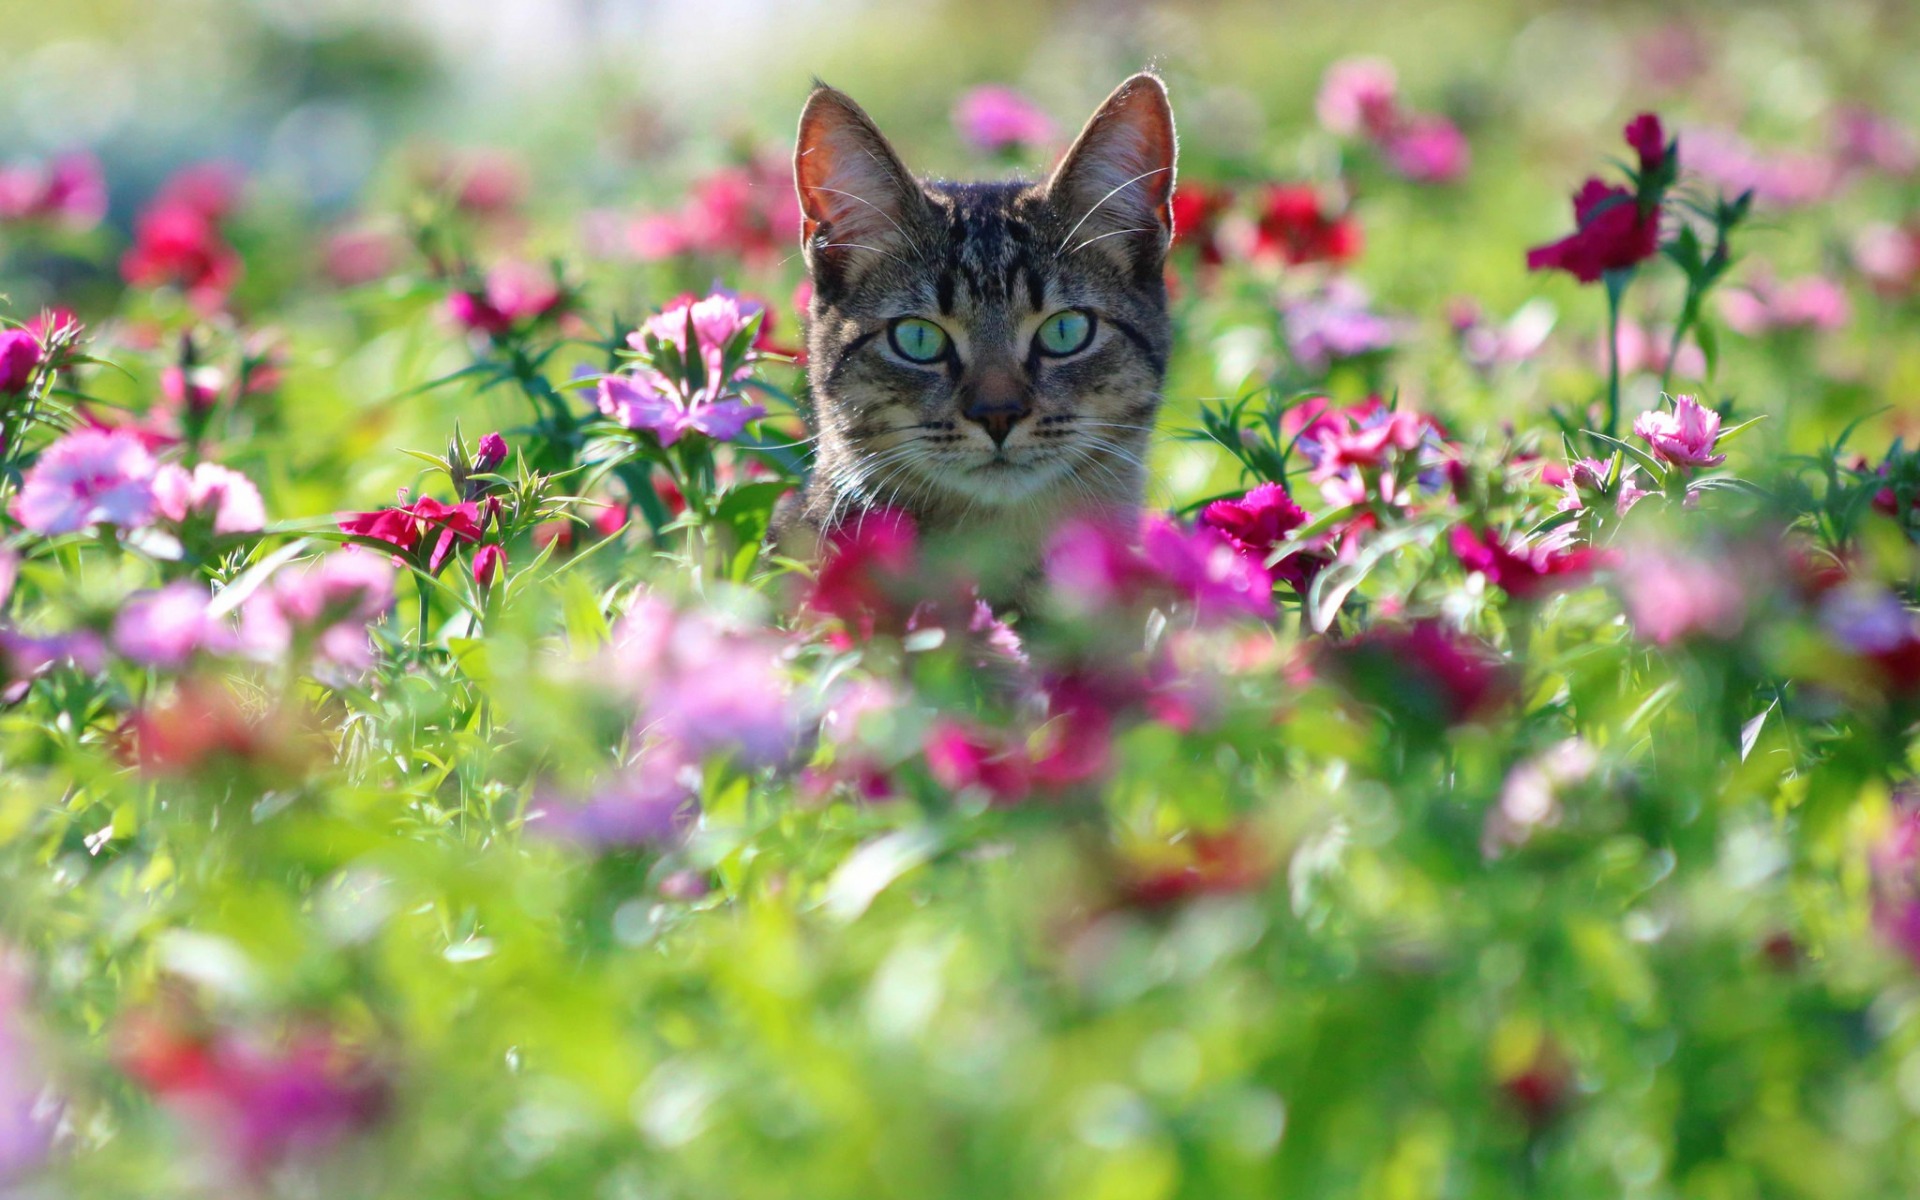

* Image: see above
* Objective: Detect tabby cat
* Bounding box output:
[776,73,1178,593]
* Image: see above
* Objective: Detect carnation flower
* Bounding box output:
[113,582,222,668]
[1251,185,1362,266]
[1718,269,1850,337]
[153,462,266,534]
[11,428,159,534]
[1315,57,1400,138]
[596,368,764,447]
[0,151,107,231]
[0,330,43,394]
[1633,394,1725,469]
[448,262,564,337]
[1450,525,1604,601]
[337,494,484,573]
[953,85,1056,153]
[1526,180,1660,283]
[1381,115,1471,184]
[238,550,396,673]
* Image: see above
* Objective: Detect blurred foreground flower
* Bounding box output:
[11,427,158,535]
[0,953,55,1184]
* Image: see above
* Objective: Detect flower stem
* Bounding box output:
[416,583,432,656]
[1603,270,1629,440]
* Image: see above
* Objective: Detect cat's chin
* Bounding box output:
[935,454,1075,505]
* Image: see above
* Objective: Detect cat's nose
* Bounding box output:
[962,372,1032,447]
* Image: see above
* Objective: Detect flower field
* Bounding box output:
[7,2,1920,1196]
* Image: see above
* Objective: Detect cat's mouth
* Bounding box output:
[935,449,1072,503]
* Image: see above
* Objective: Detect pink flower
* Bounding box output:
[1045,516,1273,621]
[1633,394,1725,469]
[607,595,797,767]
[321,225,401,287]
[640,292,756,383]
[1197,482,1328,592]
[161,364,223,413]
[1526,180,1660,283]
[1682,126,1834,209]
[1316,57,1400,138]
[1608,318,1705,378]
[473,432,509,474]
[925,720,1034,803]
[0,953,54,1184]
[1381,114,1471,184]
[113,581,220,668]
[237,550,396,673]
[448,262,563,336]
[472,543,505,588]
[1560,456,1649,516]
[1872,802,1920,969]
[1718,270,1850,336]
[808,510,921,638]
[1450,526,1603,601]
[954,85,1056,153]
[337,495,484,573]
[11,427,158,534]
[121,168,242,307]
[0,151,106,231]
[0,329,41,394]
[1321,620,1513,734]
[1833,106,1919,177]
[1617,546,1747,645]
[152,462,266,534]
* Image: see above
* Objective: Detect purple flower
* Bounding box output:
[639,293,756,383]
[10,428,158,534]
[528,762,698,848]
[238,550,396,673]
[597,368,764,447]
[954,85,1056,153]
[610,594,797,766]
[114,581,221,668]
[1282,279,1406,370]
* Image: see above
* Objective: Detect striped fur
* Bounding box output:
[777,74,1177,595]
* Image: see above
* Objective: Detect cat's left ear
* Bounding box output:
[1045,73,1177,271]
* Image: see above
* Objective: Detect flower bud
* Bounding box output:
[474,432,508,474]
[472,543,506,589]
[0,329,42,394]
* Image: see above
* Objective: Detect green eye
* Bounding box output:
[889,317,951,364]
[1036,310,1095,356]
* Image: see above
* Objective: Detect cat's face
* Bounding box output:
[794,75,1176,527]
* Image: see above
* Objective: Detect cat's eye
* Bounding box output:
[1036,310,1095,356]
[889,317,951,364]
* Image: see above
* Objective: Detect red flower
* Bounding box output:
[924,721,1032,804]
[0,329,42,394]
[1450,526,1603,601]
[472,543,506,588]
[1170,182,1234,267]
[337,495,484,574]
[1251,185,1361,266]
[1525,180,1660,283]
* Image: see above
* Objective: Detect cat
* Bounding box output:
[774,73,1177,596]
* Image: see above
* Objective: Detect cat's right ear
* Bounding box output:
[794,85,923,287]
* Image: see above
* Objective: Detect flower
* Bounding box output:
[1484,738,1597,854]
[1682,126,1833,209]
[641,292,757,383]
[809,510,923,638]
[472,543,505,588]
[953,85,1056,153]
[1450,526,1604,601]
[0,953,54,1184]
[1251,185,1361,265]
[0,329,42,394]
[0,151,107,231]
[1526,180,1660,283]
[1633,394,1725,469]
[1315,57,1400,138]
[121,167,242,307]
[1381,115,1471,184]
[337,494,484,573]
[118,1013,388,1179]
[1624,112,1667,175]
[113,582,221,668]
[1320,621,1513,734]
[1718,269,1850,337]
[529,765,699,847]
[597,368,764,447]
[237,550,396,673]
[152,462,266,534]
[925,720,1034,804]
[625,156,800,266]
[1170,183,1234,268]
[1046,516,1273,621]
[448,262,563,336]
[609,594,797,767]
[1197,483,1327,592]
[10,427,159,534]
[1616,545,1747,645]
[1281,278,1405,370]
[321,225,401,287]
[473,431,509,474]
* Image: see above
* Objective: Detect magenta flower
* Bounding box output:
[448,262,563,336]
[1873,802,1920,969]
[337,494,484,573]
[1046,516,1273,621]
[1526,180,1661,283]
[113,581,221,668]
[1381,114,1471,184]
[1450,525,1604,601]
[953,85,1056,153]
[1320,620,1514,734]
[1633,394,1726,469]
[472,543,505,588]
[473,431,509,474]
[11,427,159,534]
[640,293,756,379]
[925,720,1034,804]
[0,329,42,394]
[153,462,266,534]
[1315,58,1400,138]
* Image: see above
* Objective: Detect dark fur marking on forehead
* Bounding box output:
[936,272,956,316]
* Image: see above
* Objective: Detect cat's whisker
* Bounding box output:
[1066,227,1157,258]
[802,184,929,260]
[815,241,910,267]
[1053,166,1172,258]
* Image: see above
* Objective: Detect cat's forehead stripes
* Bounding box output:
[925,182,1049,315]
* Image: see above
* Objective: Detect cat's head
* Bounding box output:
[794,74,1176,519]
